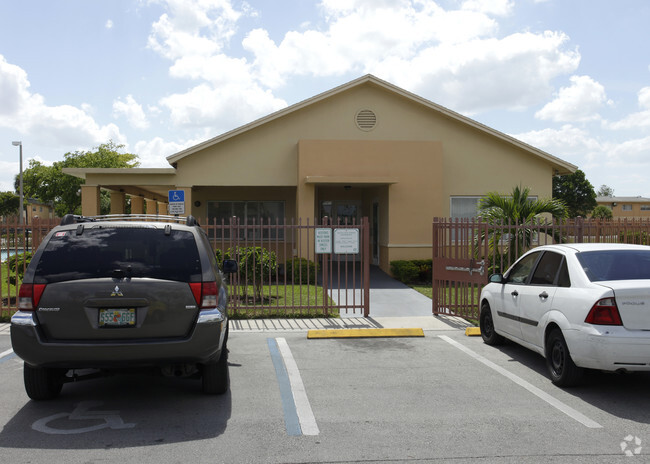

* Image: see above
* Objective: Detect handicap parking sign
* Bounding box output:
[168,190,185,203]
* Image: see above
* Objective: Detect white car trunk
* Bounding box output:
[603,281,650,330]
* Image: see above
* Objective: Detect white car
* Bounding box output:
[479,243,650,387]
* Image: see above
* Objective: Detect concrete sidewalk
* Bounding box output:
[230,315,471,332]
[0,314,471,335]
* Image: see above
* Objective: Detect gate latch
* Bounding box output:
[445,259,485,276]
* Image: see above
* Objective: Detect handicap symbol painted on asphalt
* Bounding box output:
[32,400,136,435]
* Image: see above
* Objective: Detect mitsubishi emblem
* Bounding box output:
[111,286,124,297]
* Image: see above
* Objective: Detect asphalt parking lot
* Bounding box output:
[1,322,650,463]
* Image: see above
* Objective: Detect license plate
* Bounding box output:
[99,308,136,327]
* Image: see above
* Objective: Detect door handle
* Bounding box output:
[539,291,549,299]
[511,290,519,297]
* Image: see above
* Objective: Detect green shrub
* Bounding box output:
[619,231,649,245]
[285,257,318,284]
[7,252,33,286]
[390,260,420,284]
[591,205,612,219]
[411,259,432,282]
[215,246,278,301]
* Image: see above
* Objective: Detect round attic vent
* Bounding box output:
[355,109,377,131]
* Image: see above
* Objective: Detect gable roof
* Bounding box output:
[166,74,577,174]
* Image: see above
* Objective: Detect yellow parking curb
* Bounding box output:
[307,328,425,339]
[465,327,481,336]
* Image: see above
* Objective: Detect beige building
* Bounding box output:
[596,196,650,219]
[25,198,55,224]
[64,75,576,273]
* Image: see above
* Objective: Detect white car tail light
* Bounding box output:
[585,297,623,325]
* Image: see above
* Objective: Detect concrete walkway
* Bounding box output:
[330,265,439,318]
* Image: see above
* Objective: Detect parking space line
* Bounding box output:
[0,348,15,363]
[268,338,319,436]
[438,335,603,429]
[276,338,319,435]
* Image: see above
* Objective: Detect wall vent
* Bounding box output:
[355,109,377,131]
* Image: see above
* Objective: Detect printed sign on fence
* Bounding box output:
[334,228,359,254]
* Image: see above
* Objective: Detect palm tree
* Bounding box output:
[477,185,567,267]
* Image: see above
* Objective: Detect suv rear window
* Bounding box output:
[34,227,202,284]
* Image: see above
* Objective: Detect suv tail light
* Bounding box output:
[18,284,46,311]
[189,282,219,309]
[585,297,623,325]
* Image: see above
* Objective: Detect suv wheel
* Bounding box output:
[24,364,64,400]
[202,346,229,395]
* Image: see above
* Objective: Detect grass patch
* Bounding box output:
[222,283,340,319]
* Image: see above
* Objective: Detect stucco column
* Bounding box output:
[145,199,158,215]
[179,187,192,218]
[81,185,101,216]
[110,192,126,214]
[130,196,144,214]
[158,201,167,215]
[296,180,316,257]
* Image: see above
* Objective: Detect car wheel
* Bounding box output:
[202,345,229,395]
[546,328,583,387]
[480,302,504,346]
[24,364,64,401]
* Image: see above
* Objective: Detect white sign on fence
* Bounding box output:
[315,228,332,254]
[334,228,359,254]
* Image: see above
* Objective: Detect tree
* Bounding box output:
[597,185,614,197]
[552,169,597,218]
[0,191,20,217]
[478,185,567,264]
[17,141,139,217]
[591,205,613,219]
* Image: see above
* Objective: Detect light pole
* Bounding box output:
[12,141,24,225]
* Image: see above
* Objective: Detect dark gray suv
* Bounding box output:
[11,214,237,400]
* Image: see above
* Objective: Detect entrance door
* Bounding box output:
[334,201,361,226]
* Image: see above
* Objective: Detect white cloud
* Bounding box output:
[147,0,242,60]
[514,124,605,161]
[241,4,578,114]
[535,75,611,123]
[105,19,114,29]
[607,86,650,130]
[461,0,514,16]
[0,54,125,149]
[113,95,150,129]
[145,0,582,123]
[159,82,286,129]
[133,137,192,167]
[379,31,579,113]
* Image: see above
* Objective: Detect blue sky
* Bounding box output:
[1,0,649,198]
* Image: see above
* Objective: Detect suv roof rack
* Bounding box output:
[60,214,200,227]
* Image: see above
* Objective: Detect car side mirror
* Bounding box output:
[489,273,504,284]
[222,259,238,274]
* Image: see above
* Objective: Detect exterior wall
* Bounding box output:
[597,198,650,219]
[298,139,443,272]
[25,202,55,223]
[189,186,297,222]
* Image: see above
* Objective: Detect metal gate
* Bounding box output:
[203,216,371,318]
[432,218,488,319]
